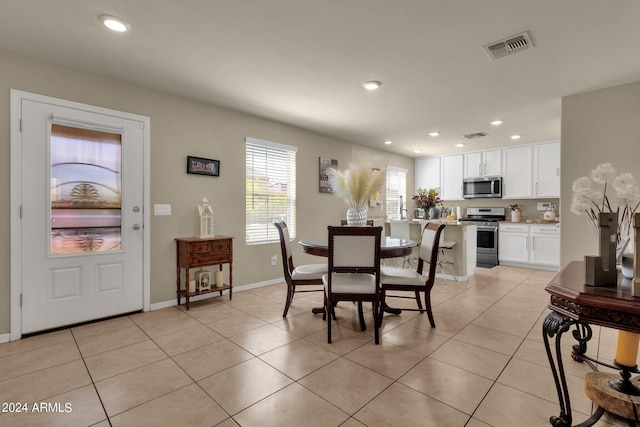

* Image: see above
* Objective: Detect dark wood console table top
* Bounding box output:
[544,260,640,427]
[546,261,640,334]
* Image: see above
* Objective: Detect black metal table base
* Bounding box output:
[542,311,639,427]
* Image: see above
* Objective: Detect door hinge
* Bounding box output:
[19,205,23,219]
[19,118,22,133]
[20,293,23,307]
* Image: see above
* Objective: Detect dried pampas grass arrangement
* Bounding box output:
[327,164,384,209]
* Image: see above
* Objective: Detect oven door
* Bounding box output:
[477,225,498,254]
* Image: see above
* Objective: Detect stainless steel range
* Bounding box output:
[458,207,506,268]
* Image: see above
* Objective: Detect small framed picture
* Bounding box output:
[187,156,220,177]
[195,270,211,292]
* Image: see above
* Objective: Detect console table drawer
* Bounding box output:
[191,240,230,254]
[191,253,230,265]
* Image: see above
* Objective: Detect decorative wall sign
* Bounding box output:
[187,156,220,177]
[319,157,338,193]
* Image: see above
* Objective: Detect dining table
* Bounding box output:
[299,235,417,328]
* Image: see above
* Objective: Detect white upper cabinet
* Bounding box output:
[533,141,560,198]
[441,154,464,200]
[502,145,533,198]
[415,157,441,191]
[463,149,502,178]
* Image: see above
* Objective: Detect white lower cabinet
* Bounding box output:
[499,223,560,270]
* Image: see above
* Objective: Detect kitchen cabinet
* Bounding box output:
[440,154,463,200]
[533,141,560,197]
[498,223,559,270]
[463,149,502,178]
[502,145,533,198]
[415,156,440,190]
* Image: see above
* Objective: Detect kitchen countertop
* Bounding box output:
[409,219,472,226]
[500,220,560,224]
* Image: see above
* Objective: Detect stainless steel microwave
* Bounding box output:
[462,176,502,199]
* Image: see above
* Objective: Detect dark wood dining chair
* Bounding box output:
[274,222,327,317]
[323,225,383,344]
[378,222,445,328]
[340,219,374,226]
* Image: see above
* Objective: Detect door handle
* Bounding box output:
[132,224,141,230]
[132,206,140,213]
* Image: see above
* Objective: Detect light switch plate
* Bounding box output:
[154,204,171,216]
[537,202,551,211]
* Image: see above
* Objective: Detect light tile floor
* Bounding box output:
[0,266,633,426]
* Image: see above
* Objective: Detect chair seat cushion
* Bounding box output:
[291,264,328,280]
[322,273,377,294]
[380,266,424,287]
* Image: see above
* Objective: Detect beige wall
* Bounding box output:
[0,48,413,334]
[560,80,640,267]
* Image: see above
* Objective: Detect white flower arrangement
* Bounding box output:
[571,163,640,246]
[327,164,384,209]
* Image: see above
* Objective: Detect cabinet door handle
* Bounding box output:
[532,236,535,250]
[556,167,560,177]
[484,163,487,175]
[479,164,482,175]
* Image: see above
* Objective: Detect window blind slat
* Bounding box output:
[246,138,296,244]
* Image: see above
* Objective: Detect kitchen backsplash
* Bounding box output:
[420,198,560,222]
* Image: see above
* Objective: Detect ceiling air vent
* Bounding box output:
[464,132,488,140]
[484,31,533,60]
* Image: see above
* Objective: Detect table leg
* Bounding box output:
[543,311,595,427]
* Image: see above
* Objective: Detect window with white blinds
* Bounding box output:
[246,137,297,245]
[385,166,407,220]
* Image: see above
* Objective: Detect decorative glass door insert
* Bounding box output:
[50,124,122,254]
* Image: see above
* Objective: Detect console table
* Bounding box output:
[543,260,640,427]
[176,236,233,310]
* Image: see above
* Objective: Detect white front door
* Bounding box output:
[11,91,149,335]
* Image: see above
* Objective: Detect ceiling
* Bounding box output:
[2,0,640,157]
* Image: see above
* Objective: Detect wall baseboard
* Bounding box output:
[149,278,283,311]
[0,333,11,344]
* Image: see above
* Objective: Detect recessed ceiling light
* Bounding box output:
[510,134,521,140]
[362,81,381,91]
[490,120,503,126]
[455,143,465,148]
[384,140,393,145]
[99,15,131,33]
[414,149,422,154]
[428,132,440,137]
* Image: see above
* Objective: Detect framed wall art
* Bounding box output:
[187,156,220,177]
[319,157,338,193]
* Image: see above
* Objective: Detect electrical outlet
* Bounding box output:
[271,255,277,266]
[537,202,551,211]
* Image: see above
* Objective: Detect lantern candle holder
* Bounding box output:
[196,197,214,238]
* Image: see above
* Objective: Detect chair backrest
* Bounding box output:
[327,226,382,275]
[418,222,446,282]
[340,219,374,226]
[274,222,294,279]
[389,219,411,240]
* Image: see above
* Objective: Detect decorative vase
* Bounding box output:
[346,207,368,226]
[511,210,521,222]
[621,253,634,279]
[423,208,430,220]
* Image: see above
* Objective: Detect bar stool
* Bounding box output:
[438,240,457,283]
[421,220,457,283]
[389,219,417,268]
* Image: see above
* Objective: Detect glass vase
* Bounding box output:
[347,207,368,226]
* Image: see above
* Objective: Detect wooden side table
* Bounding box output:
[176,236,233,310]
[543,260,640,427]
